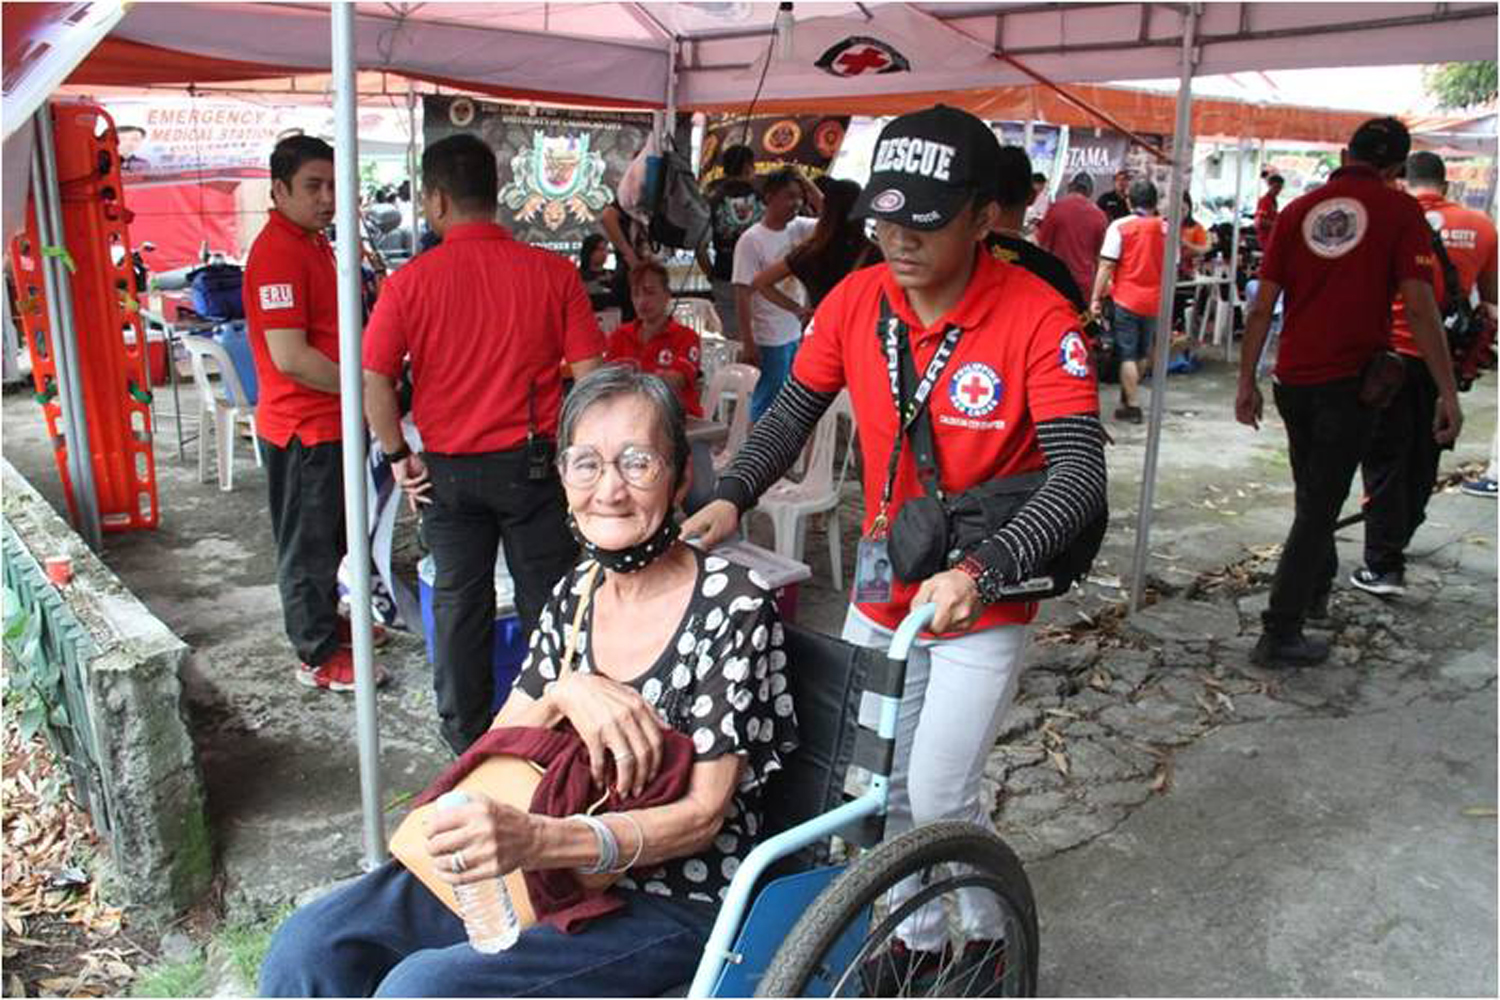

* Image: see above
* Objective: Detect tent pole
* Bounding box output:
[406,81,420,252]
[1226,137,1247,361]
[333,0,386,871]
[1128,3,1197,615]
[32,105,104,551]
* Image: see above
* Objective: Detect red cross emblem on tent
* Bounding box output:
[815,36,912,78]
[949,362,1002,418]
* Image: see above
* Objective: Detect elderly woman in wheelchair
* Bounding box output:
[260,367,798,997]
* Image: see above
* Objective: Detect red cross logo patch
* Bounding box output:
[1059,331,1091,379]
[949,362,1002,418]
[657,348,675,367]
[814,36,911,78]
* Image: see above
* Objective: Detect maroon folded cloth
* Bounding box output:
[412,723,696,932]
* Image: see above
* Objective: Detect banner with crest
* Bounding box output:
[424,95,653,255]
[699,113,851,188]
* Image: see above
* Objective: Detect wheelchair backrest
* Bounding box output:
[760,622,897,874]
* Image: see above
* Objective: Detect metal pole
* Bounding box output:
[1128,4,1197,614]
[664,36,679,149]
[406,82,420,257]
[32,105,103,551]
[333,0,385,870]
[1227,136,1248,361]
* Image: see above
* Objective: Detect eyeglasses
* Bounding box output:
[558,444,666,489]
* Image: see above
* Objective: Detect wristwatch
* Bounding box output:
[386,442,412,463]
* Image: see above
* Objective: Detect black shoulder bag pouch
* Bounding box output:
[881,297,1107,599]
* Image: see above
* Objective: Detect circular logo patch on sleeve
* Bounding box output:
[1059,331,1091,378]
[949,362,1003,417]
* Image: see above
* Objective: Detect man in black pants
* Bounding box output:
[245,136,390,693]
[364,135,604,752]
[1235,118,1463,668]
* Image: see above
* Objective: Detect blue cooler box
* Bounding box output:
[418,555,527,712]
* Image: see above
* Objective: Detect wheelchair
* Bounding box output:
[682,605,1039,997]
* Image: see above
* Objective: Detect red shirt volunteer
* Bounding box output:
[794,249,1098,633]
[1389,191,1499,356]
[604,319,704,416]
[363,223,603,453]
[1262,164,1434,385]
[1099,214,1168,316]
[1254,190,1280,248]
[1036,192,1109,300]
[244,209,342,446]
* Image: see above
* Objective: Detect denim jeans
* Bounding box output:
[259,862,716,998]
[1264,378,1377,635]
[749,340,800,423]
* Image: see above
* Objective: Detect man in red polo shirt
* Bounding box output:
[1037,172,1109,303]
[1091,178,1168,423]
[1354,150,1498,595]
[685,106,1105,985]
[364,134,604,753]
[1254,173,1284,250]
[245,135,387,693]
[1236,118,1462,668]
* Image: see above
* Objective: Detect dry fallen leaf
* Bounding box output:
[1047,750,1071,776]
[1461,806,1497,818]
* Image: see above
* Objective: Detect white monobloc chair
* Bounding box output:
[752,390,856,588]
[672,297,723,336]
[181,334,260,492]
[702,362,760,471]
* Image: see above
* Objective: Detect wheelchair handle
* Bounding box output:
[887,603,937,663]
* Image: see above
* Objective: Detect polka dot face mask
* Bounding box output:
[567,512,680,574]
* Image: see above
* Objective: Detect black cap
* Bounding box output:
[852,105,1000,230]
[1348,117,1411,170]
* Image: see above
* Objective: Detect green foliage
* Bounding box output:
[1425,61,1498,111]
[129,957,207,998]
[3,584,65,743]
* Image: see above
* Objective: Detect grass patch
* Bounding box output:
[131,957,207,998]
[219,905,293,987]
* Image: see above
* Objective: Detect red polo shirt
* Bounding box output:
[363,223,604,454]
[1390,191,1499,357]
[1036,192,1109,299]
[244,209,342,447]
[1254,191,1280,248]
[1100,213,1168,317]
[794,250,1099,634]
[1262,164,1435,385]
[604,319,703,416]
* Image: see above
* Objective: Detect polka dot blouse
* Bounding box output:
[516,548,800,905]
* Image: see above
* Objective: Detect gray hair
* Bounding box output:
[559,365,690,485]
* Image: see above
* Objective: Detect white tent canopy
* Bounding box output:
[47,2,1500,112]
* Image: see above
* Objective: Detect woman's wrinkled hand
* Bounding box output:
[425,794,538,885]
[551,673,667,797]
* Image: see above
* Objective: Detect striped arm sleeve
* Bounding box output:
[967,414,1108,600]
[713,377,839,511]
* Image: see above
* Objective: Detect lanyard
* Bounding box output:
[872,296,961,534]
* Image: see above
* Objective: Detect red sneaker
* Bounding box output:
[336,617,391,649]
[297,648,391,692]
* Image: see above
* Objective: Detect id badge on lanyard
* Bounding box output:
[855,300,962,603]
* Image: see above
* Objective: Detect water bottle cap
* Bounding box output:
[436,790,471,808]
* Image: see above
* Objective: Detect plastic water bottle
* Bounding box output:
[436,791,520,952]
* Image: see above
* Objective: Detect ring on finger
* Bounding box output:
[613,748,635,763]
[450,849,467,874]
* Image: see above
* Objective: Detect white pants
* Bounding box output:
[844,605,1029,950]
[1488,428,1498,481]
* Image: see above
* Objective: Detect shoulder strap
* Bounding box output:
[559,562,603,677]
[878,296,944,502]
[1428,223,1463,314]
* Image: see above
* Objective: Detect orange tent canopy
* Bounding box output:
[690,81,1382,146]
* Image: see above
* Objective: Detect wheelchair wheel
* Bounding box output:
[756,821,1038,997]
